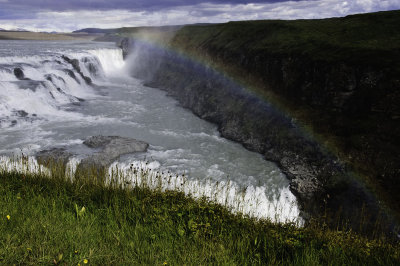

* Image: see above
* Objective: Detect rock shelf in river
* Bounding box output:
[36,135,149,171]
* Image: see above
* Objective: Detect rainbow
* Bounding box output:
[125,34,338,159]
[121,33,397,229]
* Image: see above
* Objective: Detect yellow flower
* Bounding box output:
[163,262,167,265]
[27,248,32,252]
[6,215,10,220]
[83,259,88,264]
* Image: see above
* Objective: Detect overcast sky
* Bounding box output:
[0,0,399,32]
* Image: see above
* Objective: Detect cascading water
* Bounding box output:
[0,40,302,224]
[86,49,125,75]
[0,42,124,127]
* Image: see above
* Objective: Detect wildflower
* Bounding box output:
[163,262,167,265]
[83,259,88,264]
[27,248,32,252]
[74,250,79,254]
[6,215,10,220]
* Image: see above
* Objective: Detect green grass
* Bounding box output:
[171,10,400,68]
[0,165,399,265]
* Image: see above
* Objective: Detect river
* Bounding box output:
[0,40,301,223]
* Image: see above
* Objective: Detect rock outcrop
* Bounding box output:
[36,147,73,166]
[117,37,134,59]
[13,68,29,80]
[35,135,149,175]
[79,135,148,169]
[61,55,92,84]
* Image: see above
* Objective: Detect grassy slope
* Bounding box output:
[0,171,399,265]
[173,10,400,69]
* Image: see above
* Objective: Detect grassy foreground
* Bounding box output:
[0,170,399,265]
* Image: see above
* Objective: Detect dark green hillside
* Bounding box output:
[73,28,118,34]
[116,25,183,34]
[173,10,400,68]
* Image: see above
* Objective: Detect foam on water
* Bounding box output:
[0,155,301,224]
[110,161,301,223]
[87,49,125,75]
[0,45,125,128]
[58,157,301,224]
[0,55,54,65]
[0,69,17,81]
[0,156,50,176]
[0,82,71,119]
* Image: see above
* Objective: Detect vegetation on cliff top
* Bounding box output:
[108,10,400,69]
[172,10,400,69]
[1,166,399,265]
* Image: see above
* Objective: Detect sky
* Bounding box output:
[0,0,399,32]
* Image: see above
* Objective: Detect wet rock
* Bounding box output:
[13,68,24,79]
[45,74,65,85]
[63,69,80,84]
[118,38,134,59]
[35,136,148,176]
[62,55,92,85]
[13,68,30,80]
[82,57,100,76]
[16,110,28,117]
[62,55,80,71]
[81,75,92,85]
[83,135,117,148]
[80,135,148,168]
[36,148,73,167]
[87,63,98,75]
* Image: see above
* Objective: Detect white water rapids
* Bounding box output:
[0,40,302,224]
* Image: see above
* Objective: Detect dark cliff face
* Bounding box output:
[120,38,398,236]
[229,50,400,212]
[220,48,399,179]
[117,11,400,236]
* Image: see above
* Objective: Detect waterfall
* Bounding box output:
[0,47,125,128]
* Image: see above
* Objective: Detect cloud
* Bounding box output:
[0,0,398,32]
[0,0,297,12]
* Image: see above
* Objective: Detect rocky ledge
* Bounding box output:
[79,135,148,168]
[36,135,148,173]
